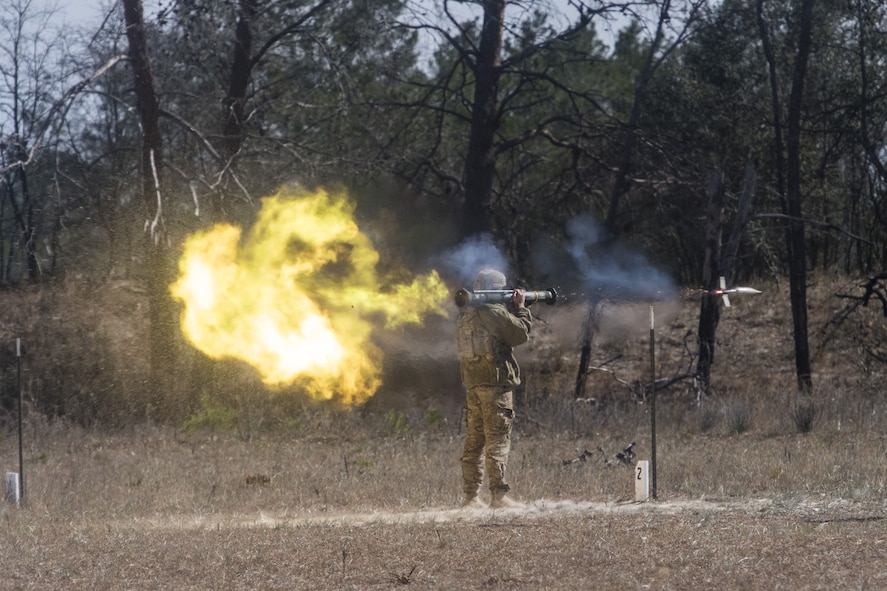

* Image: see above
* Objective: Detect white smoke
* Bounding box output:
[532,215,678,303]
[435,219,677,304]
[438,234,510,287]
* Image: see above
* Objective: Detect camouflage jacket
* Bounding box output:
[456,303,532,389]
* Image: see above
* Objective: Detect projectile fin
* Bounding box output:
[719,277,730,307]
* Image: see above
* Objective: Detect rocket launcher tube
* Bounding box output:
[454,287,558,308]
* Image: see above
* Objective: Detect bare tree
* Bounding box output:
[0,0,65,281]
[458,0,507,239]
[122,0,178,397]
[602,0,705,236]
[756,0,815,391]
[692,163,757,393]
[220,0,335,163]
[853,0,887,265]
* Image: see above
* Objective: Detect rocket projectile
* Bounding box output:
[712,287,763,296]
[708,278,762,307]
[727,287,762,295]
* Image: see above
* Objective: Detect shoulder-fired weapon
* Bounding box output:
[454,287,558,308]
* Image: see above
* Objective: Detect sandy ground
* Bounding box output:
[12,495,887,589]
[132,496,871,530]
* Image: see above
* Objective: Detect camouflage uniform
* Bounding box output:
[456,270,532,505]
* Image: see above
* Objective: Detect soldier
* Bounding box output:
[456,268,532,509]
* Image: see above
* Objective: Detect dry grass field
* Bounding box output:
[2,273,887,589]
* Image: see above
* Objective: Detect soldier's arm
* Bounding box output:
[495,305,531,346]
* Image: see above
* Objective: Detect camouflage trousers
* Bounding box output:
[461,386,514,497]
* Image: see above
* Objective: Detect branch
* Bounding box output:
[402,3,478,64]
[146,149,165,245]
[499,5,595,70]
[836,273,887,317]
[157,108,252,203]
[588,364,631,387]
[0,54,128,175]
[653,373,695,391]
[248,0,336,71]
[158,108,223,162]
[750,212,873,245]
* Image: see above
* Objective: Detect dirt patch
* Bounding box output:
[132,495,864,531]
[24,496,886,590]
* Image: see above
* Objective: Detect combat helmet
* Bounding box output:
[473,269,506,291]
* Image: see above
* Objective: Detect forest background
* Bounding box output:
[1,0,886,432]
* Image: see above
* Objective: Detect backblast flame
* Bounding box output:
[169,186,449,407]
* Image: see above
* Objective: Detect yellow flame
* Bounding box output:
[169,186,449,406]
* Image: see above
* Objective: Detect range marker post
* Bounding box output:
[649,306,657,500]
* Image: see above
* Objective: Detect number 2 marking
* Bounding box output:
[637,467,642,480]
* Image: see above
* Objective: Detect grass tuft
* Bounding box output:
[791,400,818,433]
[182,395,238,432]
[725,400,754,435]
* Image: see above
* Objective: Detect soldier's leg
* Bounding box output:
[461,388,485,500]
[479,388,514,494]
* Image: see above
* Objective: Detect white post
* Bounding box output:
[635,460,650,502]
[5,472,20,505]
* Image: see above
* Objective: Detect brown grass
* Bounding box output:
[3,417,887,589]
[2,273,887,588]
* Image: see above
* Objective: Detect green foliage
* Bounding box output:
[276,418,303,434]
[4,0,887,429]
[182,395,238,433]
[346,446,376,470]
[5,0,887,292]
[423,408,446,433]
[382,409,410,436]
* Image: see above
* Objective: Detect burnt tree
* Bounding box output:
[122,0,178,400]
[695,164,756,394]
[459,0,506,239]
[756,0,815,391]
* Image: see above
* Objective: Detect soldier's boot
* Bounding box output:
[461,495,487,509]
[490,491,525,509]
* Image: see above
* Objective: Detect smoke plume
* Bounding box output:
[532,215,678,303]
[437,234,510,287]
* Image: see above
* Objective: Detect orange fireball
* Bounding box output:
[170,186,449,406]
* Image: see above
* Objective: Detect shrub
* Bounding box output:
[725,401,753,435]
[694,404,721,434]
[424,408,446,433]
[383,409,410,435]
[792,401,817,434]
[182,395,237,432]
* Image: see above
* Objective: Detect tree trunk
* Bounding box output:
[695,170,725,394]
[721,162,757,279]
[222,0,258,163]
[756,0,814,391]
[604,0,672,236]
[784,0,815,391]
[574,302,600,399]
[459,0,506,239]
[695,163,757,394]
[8,164,39,280]
[122,0,178,409]
[25,196,37,279]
